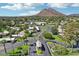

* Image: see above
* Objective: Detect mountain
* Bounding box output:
[36,8,65,16]
[68,14,79,16]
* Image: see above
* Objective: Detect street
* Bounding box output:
[0,41,25,55]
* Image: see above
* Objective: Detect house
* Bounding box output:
[18,31,25,37]
[28,26,35,33]
[3,30,9,34]
[28,26,34,30]
[12,31,25,37]
[0,37,15,42]
[0,30,9,36]
[10,27,20,31]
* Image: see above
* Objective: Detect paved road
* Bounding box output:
[28,33,51,56]
[0,41,25,55]
[46,40,66,47]
[28,24,64,56]
[28,37,37,56]
[40,39,50,56]
[0,24,57,56]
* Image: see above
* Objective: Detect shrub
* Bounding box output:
[16,37,24,42]
[43,32,54,39]
[24,30,33,37]
[51,27,58,35]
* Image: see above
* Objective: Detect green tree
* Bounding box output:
[43,32,54,39]
[51,26,58,35]
[64,21,79,47]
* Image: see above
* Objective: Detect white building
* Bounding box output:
[12,34,18,37]
[28,26,34,30]
[3,30,9,34]
[58,21,65,36]
[36,40,42,48]
[0,37,15,41]
[0,30,9,36]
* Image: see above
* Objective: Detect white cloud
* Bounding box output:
[48,3,70,8]
[48,3,79,8]
[0,3,35,10]
[1,3,79,10]
[19,10,40,16]
[1,4,23,10]
[71,3,79,7]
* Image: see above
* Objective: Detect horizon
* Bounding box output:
[0,3,79,16]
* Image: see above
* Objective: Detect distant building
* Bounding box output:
[58,25,64,36]
[0,30,9,36]
[0,37,15,41]
[35,26,40,32]
[10,27,20,31]
[28,26,34,30]
[18,31,25,37]
[30,22,33,25]
[12,34,18,37]
[58,21,64,36]
[3,30,9,34]
[28,26,34,33]
[12,31,25,37]
[35,22,46,26]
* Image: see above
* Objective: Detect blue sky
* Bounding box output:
[0,3,79,16]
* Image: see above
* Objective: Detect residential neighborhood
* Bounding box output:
[0,3,79,56]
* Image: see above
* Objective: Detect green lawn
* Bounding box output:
[8,45,29,56]
[36,49,43,55]
[36,48,43,55]
[47,42,52,44]
[52,35,65,43]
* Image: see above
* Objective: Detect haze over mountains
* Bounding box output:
[68,14,79,16]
